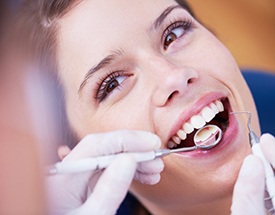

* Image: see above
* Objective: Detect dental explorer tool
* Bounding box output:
[47,124,223,175]
[231,111,275,211]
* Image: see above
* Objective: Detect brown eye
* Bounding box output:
[106,79,119,93]
[95,73,128,102]
[164,32,178,48]
[163,22,190,50]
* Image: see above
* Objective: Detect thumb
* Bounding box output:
[231,155,266,215]
[79,154,137,215]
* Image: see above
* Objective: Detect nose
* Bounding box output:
[148,58,199,107]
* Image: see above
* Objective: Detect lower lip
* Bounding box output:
[176,110,239,158]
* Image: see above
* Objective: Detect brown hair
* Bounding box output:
[9,0,83,149]
[175,0,196,18]
[13,0,80,68]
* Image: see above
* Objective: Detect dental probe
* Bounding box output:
[47,146,197,175]
[232,111,275,210]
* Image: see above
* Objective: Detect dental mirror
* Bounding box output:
[168,124,223,154]
[193,124,222,149]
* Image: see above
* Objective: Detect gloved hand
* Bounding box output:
[47,130,164,215]
[231,133,275,215]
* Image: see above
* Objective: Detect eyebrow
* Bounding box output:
[78,5,183,94]
[150,5,183,31]
[78,49,124,94]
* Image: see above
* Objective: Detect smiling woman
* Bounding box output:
[12,0,275,214]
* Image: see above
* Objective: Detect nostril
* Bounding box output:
[168,91,179,101]
[188,78,194,84]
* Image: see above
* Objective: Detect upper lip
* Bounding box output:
[166,92,228,148]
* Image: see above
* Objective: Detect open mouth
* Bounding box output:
[167,98,230,150]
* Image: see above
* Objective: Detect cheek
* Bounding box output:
[190,32,255,105]
[63,72,156,138]
[206,38,258,124]
[69,99,154,139]
[201,35,259,131]
[200,36,240,79]
[95,104,151,132]
[91,85,157,132]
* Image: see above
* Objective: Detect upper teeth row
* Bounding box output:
[168,100,224,148]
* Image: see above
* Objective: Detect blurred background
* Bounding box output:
[188,0,275,73]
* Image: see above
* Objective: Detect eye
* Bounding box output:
[95,70,128,102]
[106,76,125,93]
[163,20,192,50]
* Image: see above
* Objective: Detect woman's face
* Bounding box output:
[57,0,259,213]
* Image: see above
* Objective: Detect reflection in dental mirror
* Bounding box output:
[193,124,222,149]
[169,124,223,154]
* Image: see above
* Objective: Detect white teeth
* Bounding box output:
[190,115,206,129]
[201,106,215,122]
[215,100,224,112]
[177,129,187,140]
[168,99,226,148]
[168,141,177,148]
[210,102,219,114]
[183,122,194,134]
[172,136,181,144]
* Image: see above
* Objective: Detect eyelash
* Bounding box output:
[162,18,193,49]
[95,70,128,102]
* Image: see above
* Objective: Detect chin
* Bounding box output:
[131,155,245,214]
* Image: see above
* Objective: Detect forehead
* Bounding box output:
[58,0,176,52]
[60,0,176,29]
[57,0,177,85]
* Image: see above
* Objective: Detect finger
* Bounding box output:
[136,158,164,175]
[260,133,275,168]
[64,130,161,160]
[231,155,266,215]
[134,172,161,185]
[80,154,136,215]
[134,158,163,185]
